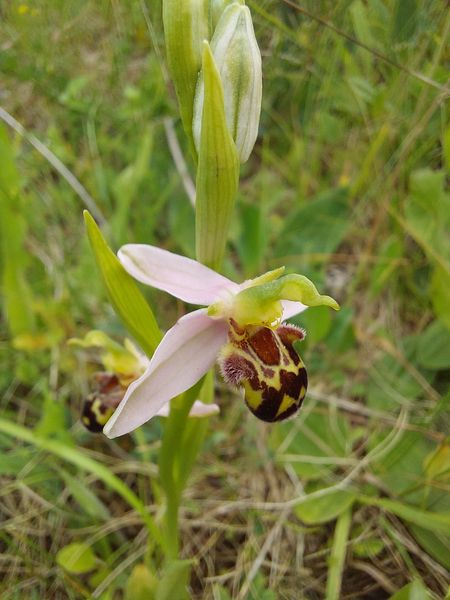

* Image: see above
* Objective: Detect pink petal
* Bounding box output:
[103,309,228,438]
[118,244,239,305]
[281,300,308,320]
[157,400,220,418]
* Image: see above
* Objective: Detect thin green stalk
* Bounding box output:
[159,379,205,558]
[326,508,352,600]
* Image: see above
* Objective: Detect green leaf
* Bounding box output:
[126,564,158,600]
[295,489,355,525]
[155,560,192,600]
[293,305,332,347]
[358,496,450,536]
[403,171,450,319]
[35,394,72,444]
[270,408,351,480]
[388,580,431,600]
[0,449,39,475]
[416,320,450,370]
[423,442,450,481]
[84,210,161,356]
[367,351,423,411]
[408,525,450,571]
[195,42,240,270]
[352,535,385,559]
[274,187,350,269]
[56,542,96,574]
[111,125,154,246]
[247,573,277,600]
[169,192,196,259]
[391,0,418,43]
[350,0,378,49]
[444,124,450,173]
[325,306,355,353]
[326,508,352,600]
[0,124,36,338]
[430,265,450,332]
[236,201,267,278]
[371,431,432,501]
[60,469,111,521]
[369,236,404,298]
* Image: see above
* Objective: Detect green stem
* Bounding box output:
[326,508,352,600]
[159,378,204,558]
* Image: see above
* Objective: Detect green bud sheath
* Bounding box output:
[209,0,240,31]
[194,2,262,163]
[163,0,209,152]
[195,42,240,270]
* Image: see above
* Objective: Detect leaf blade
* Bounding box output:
[84,210,161,356]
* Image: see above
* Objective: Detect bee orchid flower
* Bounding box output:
[104,245,339,438]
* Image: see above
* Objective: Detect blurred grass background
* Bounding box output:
[0,0,449,598]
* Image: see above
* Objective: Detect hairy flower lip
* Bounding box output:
[104,244,336,438]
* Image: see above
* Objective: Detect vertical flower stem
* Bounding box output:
[159,378,205,558]
[326,508,352,600]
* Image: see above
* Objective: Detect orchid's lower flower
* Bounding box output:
[103,246,339,438]
[70,330,219,432]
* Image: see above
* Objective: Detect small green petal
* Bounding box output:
[232,273,339,326]
[69,330,142,378]
[245,266,285,288]
[275,274,340,311]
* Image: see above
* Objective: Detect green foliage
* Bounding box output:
[274,187,350,278]
[56,542,97,574]
[84,210,161,355]
[326,508,352,600]
[295,489,355,525]
[389,580,431,600]
[0,124,36,338]
[416,320,450,370]
[155,560,192,600]
[111,125,154,246]
[403,169,450,329]
[126,564,158,600]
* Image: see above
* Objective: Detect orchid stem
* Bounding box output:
[159,378,205,559]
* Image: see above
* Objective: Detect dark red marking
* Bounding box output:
[93,372,120,393]
[229,318,246,338]
[248,327,280,365]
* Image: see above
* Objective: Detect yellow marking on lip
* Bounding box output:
[276,393,297,418]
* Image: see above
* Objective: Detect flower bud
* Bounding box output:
[163,0,210,149]
[209,0,236,31]
[193,2,262,163]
